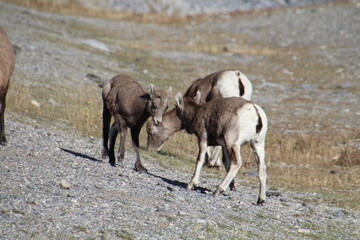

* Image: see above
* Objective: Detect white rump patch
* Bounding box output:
[216,71,240,98]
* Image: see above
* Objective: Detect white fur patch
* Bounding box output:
[236,103,259,143]
[214,70,253,100]
[216,71,240,98]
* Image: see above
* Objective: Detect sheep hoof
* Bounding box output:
[213,188,223,196]
[257,198,265,206]
[117,154,124,163]
[135,164,148,173]
[186,183,194,190]
[101,148,108,158]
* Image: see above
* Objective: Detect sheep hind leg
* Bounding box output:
[0,97,6,145]
[108,122,118,166]
[109,115,127,167]
[117,123,127,164]
[101,102,111,158]
[206,146,222,169]
[220,146,236,191]
[251,141,267,205]
[214,144,242,196]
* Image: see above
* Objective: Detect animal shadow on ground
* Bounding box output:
[148,172,212,194]
[61,148,102,162]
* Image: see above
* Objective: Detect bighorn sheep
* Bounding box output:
[102,74,172,172]
[0,27,15,145]
[146,70,252,166]
[175,91,268,205]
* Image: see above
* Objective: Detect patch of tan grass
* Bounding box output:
[7,71,102,137]
[337,146,360,167]
[145,129,360,210]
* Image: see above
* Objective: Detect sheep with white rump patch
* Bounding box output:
[175,91,268,205]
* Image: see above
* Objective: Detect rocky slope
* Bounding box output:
[1,115,359,239]
[0,1,359,239]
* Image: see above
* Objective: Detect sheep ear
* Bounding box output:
[167,86,172,96]
[194,90,201,104]
[149,84,155,98]
[175,92,183,110]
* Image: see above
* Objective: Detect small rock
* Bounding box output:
[336,82,352,89]
[300,84,318,90]
[59,180,72,189]
[81,39,110,52]
[297,229,311,234]
[330,169,343,174]
[243,170,258,177]
[48,98,58,106]
[12,45,22,55]
[196,219,207,224]
[335,68,344,74]
[283,69,293,75]
[333,210,346,218]
[31,100,40,108]
[85,73,101,83]
[178,211,187,216]
[266,191,282,197]
[302,199,311,207]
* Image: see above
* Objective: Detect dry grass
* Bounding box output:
[267,131,360,190]
[7,71,102,137]
[149,130,360,210]
[337,145,360,167]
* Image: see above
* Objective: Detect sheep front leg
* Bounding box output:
[131,127,147,173]
[187,137,207,190]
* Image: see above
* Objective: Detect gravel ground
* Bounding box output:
[1,1,360,239]
[1,115,359,239]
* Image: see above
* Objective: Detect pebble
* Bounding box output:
[80,39,110,52]
[297,229,311,234]
[60,180,73,189]
[31,100,40,108]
